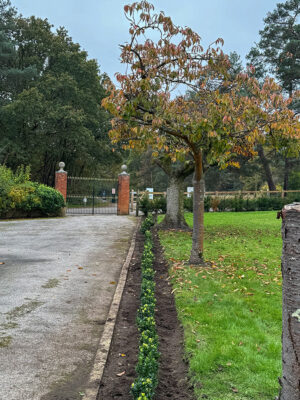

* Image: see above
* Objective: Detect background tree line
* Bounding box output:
[0,0,122,186]
[0,0,299,192]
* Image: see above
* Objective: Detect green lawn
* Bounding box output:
[158,212,282,400]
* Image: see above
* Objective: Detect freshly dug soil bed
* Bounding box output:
[97,228,194,400]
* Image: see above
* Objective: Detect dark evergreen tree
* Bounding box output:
[247,0,300,96]
[0,0,36,104]
[0,6,121,184]
[246,0,300,191]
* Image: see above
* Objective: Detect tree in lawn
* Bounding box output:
[127,147,193,229]
[247,0,300,191]
[103,1,300,264]
[154,154,194,230]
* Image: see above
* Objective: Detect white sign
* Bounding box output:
[187,187,194,198]
[146,187,154,200]
[112,188,116,194]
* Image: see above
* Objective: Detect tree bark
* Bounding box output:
[160,175,190,230]
[155,157,193,231]
[257,144,276,191]
[189,151,205,265]
[279,203,300,400]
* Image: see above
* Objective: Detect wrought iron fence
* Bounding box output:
[66,176,118,215]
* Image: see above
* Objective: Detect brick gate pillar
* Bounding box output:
[55,161,67,201]
[117,165,130,215]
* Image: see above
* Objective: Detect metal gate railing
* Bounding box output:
[66,176,118,215]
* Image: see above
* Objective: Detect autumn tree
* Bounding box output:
[103,1,300,264]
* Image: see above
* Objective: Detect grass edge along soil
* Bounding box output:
[97,215,194,400]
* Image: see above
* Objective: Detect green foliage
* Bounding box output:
[184,193,300,213]
[0,164,65,216]
[131,226,159,400]
[0,5,122,185]
[248,0,300,95]
[159,211,283,399]
[140,214,155,233]
[184,195,212,212]
[33,183,65,213]
[0,1,37,105]
[288,171,300,189]
[139,196,166,216]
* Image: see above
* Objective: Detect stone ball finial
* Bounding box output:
[120,164,129,175]
[58,161,65,172]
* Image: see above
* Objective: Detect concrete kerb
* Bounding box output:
[82,218,141,400]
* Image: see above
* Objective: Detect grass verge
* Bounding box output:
[158,211,282,400]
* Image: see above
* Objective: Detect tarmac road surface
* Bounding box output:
[0,215,136,400]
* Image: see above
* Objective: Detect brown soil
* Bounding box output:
[97,228,194,400]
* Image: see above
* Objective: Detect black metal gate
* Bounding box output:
[66,176,118,215]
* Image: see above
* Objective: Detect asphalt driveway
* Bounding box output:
[0,215,136,400]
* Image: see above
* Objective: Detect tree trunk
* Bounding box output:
[199,174,205,256]
[189,152,205,265]
[160,176,190,230]
[257,144,276,191]
[279,203,300,400]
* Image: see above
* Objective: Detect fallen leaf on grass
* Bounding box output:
[116,371,126,377]
[232,387,238,393]
[110,281,116,285]
[226,362,232,366]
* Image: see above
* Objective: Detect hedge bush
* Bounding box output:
[184,193,300,213]
[0,165,65,217]
[131,219,159,400]
[139,196,166,216]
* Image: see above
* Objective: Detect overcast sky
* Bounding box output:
[12,0,278,79]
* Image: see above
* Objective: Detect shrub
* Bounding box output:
[184,195,212,212]
[139,196,166,216]
[0,165,65,217]
[184,196,193,212]
[141,215,155,233]
[34,183,65,214]
[131,225,159,400]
